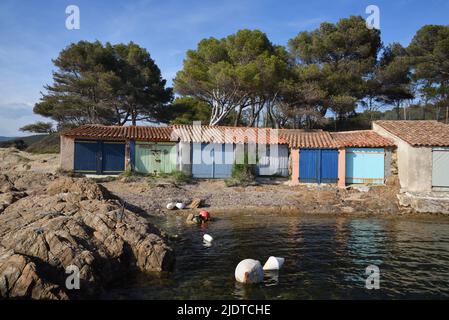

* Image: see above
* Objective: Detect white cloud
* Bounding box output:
[0,103,47,136]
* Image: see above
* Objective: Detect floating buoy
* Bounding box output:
[235,259,264,284]
[262,256,285,271]
[203,234,213,243]
[199,210,210,221]
[166,202,176,210]
[176,202,186,209]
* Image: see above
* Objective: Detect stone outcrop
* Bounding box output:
[0,177,174,299]
[398,192,449,214]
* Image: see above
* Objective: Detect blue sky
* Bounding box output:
[0,0,448,136]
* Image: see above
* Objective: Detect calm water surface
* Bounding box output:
[104,212,449,299]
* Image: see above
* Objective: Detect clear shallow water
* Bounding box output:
[104,213,449,299]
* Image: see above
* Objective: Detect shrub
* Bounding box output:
[0,139,27,150]
[154,170,192,185]
[25,133,60,154]
[225,154,256,187]
[119,169,145,182]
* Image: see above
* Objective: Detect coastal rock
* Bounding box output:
[0,177,174,299]
[0,174,16,193]
[398,192,449,214]
[340,206,355,214]
[188,198,202,209]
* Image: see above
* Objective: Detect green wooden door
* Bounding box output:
[135,142,177,174]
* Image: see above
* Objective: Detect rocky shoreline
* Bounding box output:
[0,176,174,299]
[101,176,404,217]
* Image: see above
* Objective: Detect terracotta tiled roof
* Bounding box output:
[280,130,338,148]
[63,124,174,142]
[374,120,449,147]
[171,124,285,144]
[331,130,395,148]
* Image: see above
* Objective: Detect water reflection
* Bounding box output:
[103,213,449,299]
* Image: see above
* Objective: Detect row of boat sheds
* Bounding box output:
[60,120,449,192]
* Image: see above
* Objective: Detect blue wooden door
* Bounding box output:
[192,143,214,178]
[192,143,233,178]
[300,148,338,183]
[75,140,125,174]
[214,143,233,178]
[321,149,338,183]
[346,148,384,184]
[299,149,319,182]
[102,142,125,174]
[74,140,100,173]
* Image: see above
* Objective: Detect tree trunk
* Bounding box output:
[234,106,243,126]
[446,106,449,124]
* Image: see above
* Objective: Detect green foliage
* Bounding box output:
[25,133,60,154]
[157,171,192,184]
[408,25,449,121]
[146,170,192,186]
[19,121,54,134]
[0,134,55,152]
[0,139,27,150]
[161,97,211,124]
[225,153,256,187]
[34,41,172,127]
[174,29,289,126]
[287,16,382,125]
[118,169,146,182]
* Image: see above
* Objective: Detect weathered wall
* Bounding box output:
[177,142,192,175]
[373,123,432,192]
[384,147,396,178]
[407,146,432,192]
[125,140,131,171]
[60,136,74,171]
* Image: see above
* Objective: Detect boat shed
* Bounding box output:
[60,125,175,175]
[171,124,289,178]
[284,130,340,185]
[330,130,395,186]
[373,120,449,192]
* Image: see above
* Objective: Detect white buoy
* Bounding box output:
[203,234,213,243]
[235,259,264,284]
[176,202,186,209]
[166,202,176,210]
[262,256,285,271]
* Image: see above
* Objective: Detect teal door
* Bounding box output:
[135,142,177,174]
[346,148,384,184]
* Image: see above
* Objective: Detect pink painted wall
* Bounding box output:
[291,148,300,182]
[338,148,346,188]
